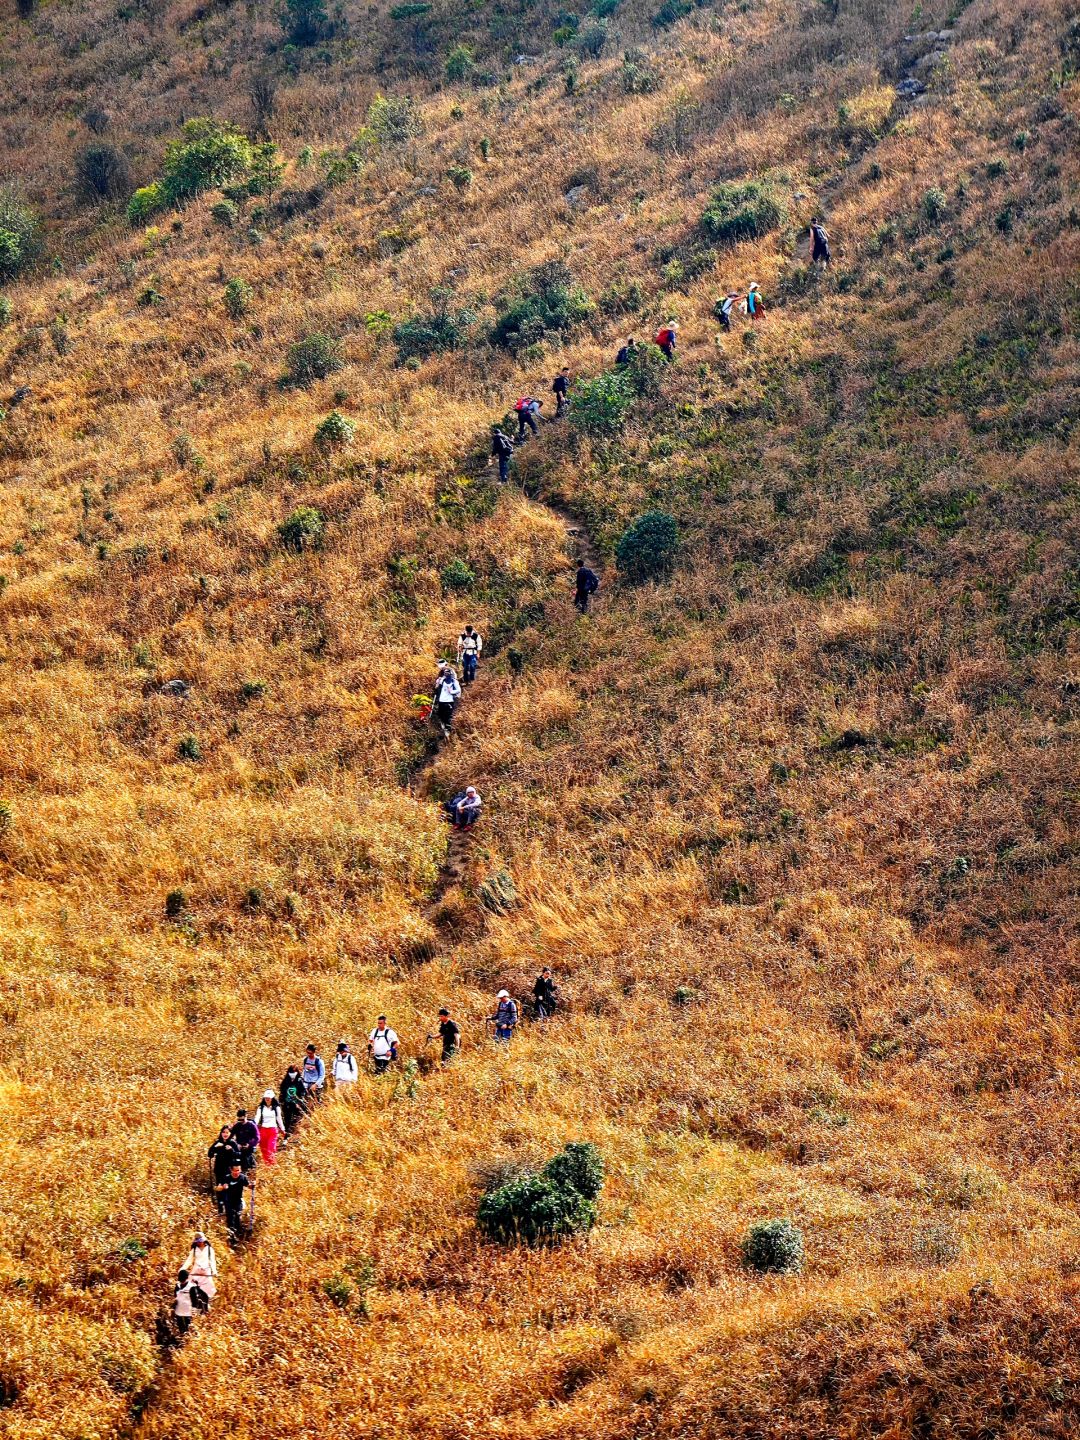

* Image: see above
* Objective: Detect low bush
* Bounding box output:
[365,93,423,148]
[281,0,330,46]
[742,1219,804,1274]
[0,296,11,326]
[492,259,592,354]
[224,277,253,319]
[211,199,239,228]
[440,557,475,592]
[701,178,787,246]
[624,341,668,397]
[447,163,473,191]
[286,331,344,384]
[0,186,39,281]
[75,143,131,202]
[477,1142,604,1246]
[570,370,635,438]
[393,290,477,362]
[314,410,355,450]
[573,18,609,56]
[445,43,475,83]
[278,506,325,551]
[177,735,202,762]
[161,119,253,206]
[126,183,165,226]
[616,510,679,581]
[622,47,660,93]
[923,186,947,223]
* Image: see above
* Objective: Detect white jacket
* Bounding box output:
[332,1052,358,1082]
[434,672,461,704]
[183,1243,218,1278]
[254,1101,284,1132]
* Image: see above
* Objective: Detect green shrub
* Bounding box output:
[440,557,476,592]
[599,277,644,314]
[0,296,11,326]
[314,410,355,450]
[742,1219,804,1274]
[177,735,202,761]
[592,0,622,15]
[0,186,40,280]
[652,0,693,26]
[365,93,423,147]
[161,119,253,206]
[281,0,329,46]
[0,799,12,834]
[492,259,593,354]
[922,186,947,223]
[701,178,787,246]
[624,341,668,397]
[116,1237,147,1263]
[393,290,477,362]
[278,506,325,551]
[477,1142,604,1246]
[616,510,679,582]
[75,143,131,202]
[127,182,166,226]
[447,163,473,191]
[569,370,634,438]
[622,47,660,93]
[573,17,609,56]
[211,198,239,228]
[224,277,253,319]
[286,330,344,384]
[389,1,431,16]
[445,43,475,82]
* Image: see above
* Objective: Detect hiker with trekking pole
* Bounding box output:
[181,1232,218,1304]
[425,1006,461,1063]
[457,625,482,684]
[215,1161,254,1241]
[208,1124,240,1211]
[433,661,461,739]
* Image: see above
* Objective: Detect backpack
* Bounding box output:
[655,329,672,347]
[514,397,529,412]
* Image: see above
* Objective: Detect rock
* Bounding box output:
[793,191,808,202]
[896,77,927,99]
[513,54,539,65]
[564,184,589,209]
[912,47,948,75]
[417,185,437,197]
[310,240,326,259]
[936,28,955,41]
[9,386,30,406]
[160,679,190,698]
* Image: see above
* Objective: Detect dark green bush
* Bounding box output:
[922,186,947,223]
[742,1219,804,1274]
[440,557,476,592]
[543,1141,605,1200]
[393,289,477,362]
[224,277,253,319]
[616,510,679,582]
[652,0,693,27]
[286,331,344,384]
[281,0,330,45]
[75,143,131,202]
[0,186,39,281]
[624,341,668,397]
[365,94,423,147]
[211,199,239,228]
[161,119,253,206]
[701,178,787,246]
[622,47,660,93]
[445,43,475,82]
[569,371,635,438]
[177,735,202,761]
[573,17,609,56]
[477,1142,604,1246]
[314,410,355,450]
[491,259,592,354]
[278,506,325,551]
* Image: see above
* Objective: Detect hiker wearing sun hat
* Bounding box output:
[181,1231,218,1302]
[253,1089,285,1165]
[489,989,518,1044]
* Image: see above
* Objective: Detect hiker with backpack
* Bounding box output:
[174,1269,199,1335]
[208,1124,240,1209]
[810,217,830,267]
[433,661,461,737]
[533,966,559,1020]
[231,1108,259,1172]
[742,282,766,321]
[490,424,515,483]
[215,1161,253,1239]
[181,1233,218,1303]
[655,321,678,360]
[253,1089,285,1165]
[717,292,742,333]
[574,562,599,614]
[615,337,637,366]
[332,1040,358,1088]
[280,1064,308,1131]
[489,989,518,1044]
[368,1016,399,1074]
[457,625,483,684]
[515,395,542,441]
[552,367,570,416]
[301,1043,326,1100]
[445,786,482,828]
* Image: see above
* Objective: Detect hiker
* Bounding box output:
[433,662,461,736]
[208,1124,240,1209]
[280,1065,308,1132]
[301,1042,325,1100]
[253,1089,285,1165]
[445,786,482,828]
[232,1108,259,1173]
[615,337,637,366]
[434,1006,460,1062]
[490,424,514,483]
[490,989,518,1044]
[743,282,766,321]
[515,395,541,441]
[368,1016,399,1074]
[332,1040,358,1088]
[717,292,741,332]
[552,367,570,417]
[810,217,830,267]
[182,1233,218,1303]
[174,1269,198,1335]
[533,966,559,1020]
[457,625,483,684]
[655,321,678,360]
[215,1161,253,1239]
[574,562,599,614]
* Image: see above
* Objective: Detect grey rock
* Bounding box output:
[564,184,589,208]
[896,77,927,99]
[160,679,190,698]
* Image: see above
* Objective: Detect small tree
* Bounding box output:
[278,506,325,551]
[248,142,284,203]
[393,288,477,362]
[224,277,253,319]
[0,186,39,282]
[286,331,344,384]
[314,410,355,451]
[161,119,254,206]
[569,371,634,438]
[616,510,679,582]
[127,183,165,226]
[445,43,475,83]
[281,0,329,45]
[742,1219,804,1274]
[701,178,787,246]
[75,143,131,202]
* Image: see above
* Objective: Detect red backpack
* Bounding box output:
[655,328,672,347]
[514,397,530,412]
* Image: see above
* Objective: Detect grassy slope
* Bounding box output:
[0,0,1078,1435]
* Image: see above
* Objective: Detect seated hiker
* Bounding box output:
[810,216,830,267]
[574,562,599,614]
[654,321,678,359]
[174,1269,198,1335]
[232,1108,259,1172]
[433,662,461,737]
[552,367,570,416]
[533,966,559,1019]
[300,1043,325,1100]
[332,1040,358,1088]
[514,395,541,441]
[489,424,515,483]
[490,989,518,1044]
[279,1064,308,1132]
[215,1162,252,1240]
[457,625,483,684]
[367,1016,399,1074]
[254,1089,285,1165]
[208,1124,240,1210]
[445,786,482,828]
[181,1232,218,1303]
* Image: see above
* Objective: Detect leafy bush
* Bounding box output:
[75,143,131,202]
[624,341,668,397]
[224,277,253,319]
[286,331,344,384]
[314,410,355,450]
[0,186,39,281]
[922,186,947,223]
[652,0,693,26]
[701,178,787,246]
[569,370,635,438]
[126,183,165,226]
[616,510,679,581]
[160,119,253,206]
[622,47,660,93]
[492,259,593,354]
[281,0,329,46]
[440,557,476,592]
[0,297,11,326]
[742,1219,804,1274]
[447,163,473,191]
[365,94,423,147]
[177,735,202,761]
[599,277,644,314]
[278,506,325,551]
[445,43,475,82]
[211,199,239,228]
[573,18,609,56]
[0,799,12,834]
[477,1142,604,1246]
[393,290,477,362]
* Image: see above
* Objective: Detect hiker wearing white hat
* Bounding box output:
[253,1089,285,1165]
[181,1231,218,1301]
[490,989,519,1044]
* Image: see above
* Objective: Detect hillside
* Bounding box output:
[0,0,1078,1436]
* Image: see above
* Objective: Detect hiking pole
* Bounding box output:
[248,1177,256,1235]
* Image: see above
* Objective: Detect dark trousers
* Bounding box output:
[224,1205,245,1236]
[720,312,732,331]
[497,453,511,482]
[176,1314,191,1335]
[435,700,455,728]
[462,652,478,682]
[517,411,538,440]
[555,393,567,416]
[373,1056,391,1074]
[237,1146,256,1173]
[574,588,591,613]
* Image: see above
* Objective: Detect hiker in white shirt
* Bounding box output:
[332,1040,358,1088]
[253,1089,285,1165]
[367,1015,399,1075]
[181,1232,217,1301]
[174,1268,198,1334]
[456,625,483,684]
[433,662,461,736]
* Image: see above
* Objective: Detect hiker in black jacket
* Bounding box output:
[231,1108,259,1172]
[533,967,559,1019]
[810,217,830,267]
[207,1125,240,1209]
[552,368,570,416]
[574,563,599,614]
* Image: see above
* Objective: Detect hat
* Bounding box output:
[193,1232,208,1243]
[337,1040,349,1050]
[497,989,510,999]
[466,786,477,796]
[263,1089,274,1099]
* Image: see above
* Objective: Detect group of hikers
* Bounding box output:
[173,971,561,1334]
